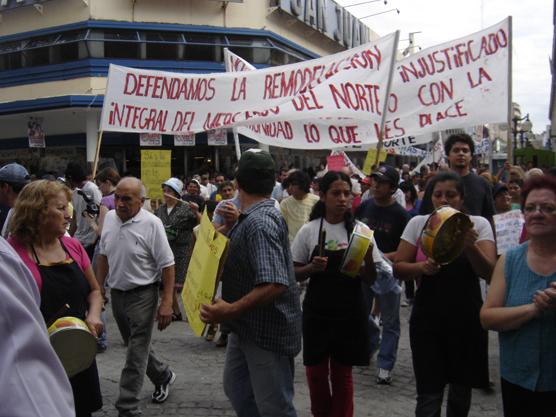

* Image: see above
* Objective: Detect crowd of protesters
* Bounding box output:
[1,132,555,417]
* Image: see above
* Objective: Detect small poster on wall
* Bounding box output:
[28,117,46,148]
[174,133,195,146]
[207,128,227,146]
[140,133,162,146]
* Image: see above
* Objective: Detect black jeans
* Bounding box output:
[501,378,556,417]
[415,383,471,417]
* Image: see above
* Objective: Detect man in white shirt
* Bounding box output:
[96,177,176,417]
[0,237,75,417]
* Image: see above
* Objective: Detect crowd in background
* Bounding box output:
[1,133,556,417]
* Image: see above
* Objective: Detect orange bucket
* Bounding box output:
[48,317,97,377]
[420,206,472,265]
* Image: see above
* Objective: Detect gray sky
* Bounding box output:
[337,0,553,133]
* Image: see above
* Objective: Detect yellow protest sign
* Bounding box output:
[182,210,229,336]
[362,148,387,175]
[140,150,171,200]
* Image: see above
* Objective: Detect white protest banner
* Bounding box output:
[174,133,195,146]
[382,17,510,148]
[139,133,162,146]
[100,33,399,149]
[385,145,426,157]
[225,18,510,151]
[493,209,524,255]
[207,128,227,146]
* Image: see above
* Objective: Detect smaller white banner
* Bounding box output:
[140,133,162,146]
[207,129,227,146]
[174,133,195,146]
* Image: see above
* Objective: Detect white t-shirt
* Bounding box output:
[291,218,381,265]
[401,214,494,247]
[98,209,175,290]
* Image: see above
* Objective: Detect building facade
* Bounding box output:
[0,0,378,177]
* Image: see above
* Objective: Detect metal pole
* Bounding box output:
[506,17,513,165]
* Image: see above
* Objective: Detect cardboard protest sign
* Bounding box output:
[493,209,524,255]
[182,210,229,336]
[362,148,387,175]
[326,154,345,171]
[100,33,399,149]
[140,150,171,200]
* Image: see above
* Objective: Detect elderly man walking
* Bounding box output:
[96,177,176,417]
[201,150,302,417]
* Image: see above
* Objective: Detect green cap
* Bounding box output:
[238,149,275,174]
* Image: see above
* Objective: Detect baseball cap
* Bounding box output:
[238,149,275,174]
[371,165,399,187]
[493,183,509,198]
[359,176,372,186]
[162,177,184,196]
[0,163,30,185]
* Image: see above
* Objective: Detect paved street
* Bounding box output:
[93,305,502,417]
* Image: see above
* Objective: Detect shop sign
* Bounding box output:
[28,116,45,148]
[0,0,51,11]
[174,133,195,146]
[139,133,162,146]
[277,0,371,48]
[207,128,227,146]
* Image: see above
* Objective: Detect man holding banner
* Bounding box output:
[200,150,302,417]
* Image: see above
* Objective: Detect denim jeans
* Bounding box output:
[368,289,401,371]
[223,333,298,417]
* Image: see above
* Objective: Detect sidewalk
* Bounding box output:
[93,305,502,417]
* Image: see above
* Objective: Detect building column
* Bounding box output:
[86,110,100,168]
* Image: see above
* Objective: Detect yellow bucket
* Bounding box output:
[420,206,472,265]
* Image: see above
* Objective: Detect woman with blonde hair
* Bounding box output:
[8,179,103,417]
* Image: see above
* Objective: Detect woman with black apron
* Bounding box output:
[393,172,497,417]
[8,180,103,417]
[291,171,378,417]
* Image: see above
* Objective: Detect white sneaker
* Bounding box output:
[376,368,392,385]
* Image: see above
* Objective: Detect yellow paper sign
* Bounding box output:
[140,150,171,200]
[182,210,229,336]
[362,148,386,175]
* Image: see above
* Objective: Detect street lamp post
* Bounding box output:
[511,114,532,165]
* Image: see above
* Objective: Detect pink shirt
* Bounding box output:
[8,236,91,291]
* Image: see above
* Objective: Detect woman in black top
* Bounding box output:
[291,171,377,417]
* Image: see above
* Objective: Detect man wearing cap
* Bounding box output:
[355,164,409,385]
[0,162,30,238]
[200,150,302,417]
[65,162,102,259]
[493,183,512,214]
